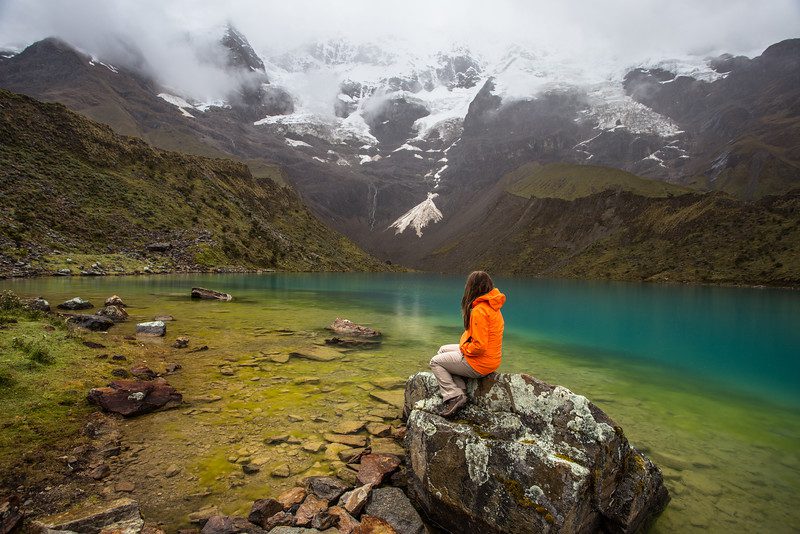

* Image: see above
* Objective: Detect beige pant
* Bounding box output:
[429,344,484,401]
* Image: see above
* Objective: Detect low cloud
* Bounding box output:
[1,0,798,103]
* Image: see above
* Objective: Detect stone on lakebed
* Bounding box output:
[191,287,233,301]
[137,321,166,336]
[403,372,670,534]
[87,378,182,417]
[328,317,382,339]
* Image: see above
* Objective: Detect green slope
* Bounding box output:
[426,188,800,287]
[0,90,389,275]
[506,162,693,201]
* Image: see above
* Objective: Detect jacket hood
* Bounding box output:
[473,287,506,311]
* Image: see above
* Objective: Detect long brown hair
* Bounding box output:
[461,271,494,329]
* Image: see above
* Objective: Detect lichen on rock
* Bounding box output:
[403,371,670,533]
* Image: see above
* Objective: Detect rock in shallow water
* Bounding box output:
[67,314,115,331]
[328,318,382,339]
[191,287,233,301]
[97,305,129,322]
[137,321,166,336]
[403,371,670,534]
[87,378,182,417]
[57,297,92,310]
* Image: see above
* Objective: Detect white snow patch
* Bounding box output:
[312,156,326,163]
[393,143,422,152]
[582,84,683,137]
[157,93,196,118]
[414,154,424,159]
[389,192,443,238]
[285,138,312,148]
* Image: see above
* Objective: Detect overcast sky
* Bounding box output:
[1,0,798,101]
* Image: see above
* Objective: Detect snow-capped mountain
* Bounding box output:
[2,28,797,268]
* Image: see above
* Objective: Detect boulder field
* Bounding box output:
[403,372,669,534]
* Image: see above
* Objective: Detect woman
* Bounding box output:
[430,271,506,417]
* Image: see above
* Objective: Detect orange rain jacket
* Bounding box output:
[459,287,506,375]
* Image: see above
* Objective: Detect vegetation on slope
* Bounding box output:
[427,162,800,286]
[0,90,389,276]
[506,162,693,201]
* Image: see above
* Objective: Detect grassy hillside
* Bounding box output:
[426,185,800,287]
[0,90,389,276]
[506,162,693,200]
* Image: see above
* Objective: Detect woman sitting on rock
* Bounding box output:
[430,270,506,417]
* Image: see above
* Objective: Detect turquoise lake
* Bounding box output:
[2,272,799,531]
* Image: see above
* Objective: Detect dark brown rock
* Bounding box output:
[83,341,106,349]
[87,378,182,417]
[328,506,360,534]
[276,487,307,510]
[263,511,293,530]
[130,365,157,380]
[353,516,398,534]
[404,372,670,534]
[294,495,328,527]
[357,454,401,486]
[305,476,350,503]
[191,287,233,301]
[200,515,266,534]
[311,508,339,530]
[173,336,190,349]
[0,495,23,534]
[247,499,283,528]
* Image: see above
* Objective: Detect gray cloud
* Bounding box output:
[1,0,798,102]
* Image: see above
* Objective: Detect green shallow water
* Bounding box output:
[2,273,799,532]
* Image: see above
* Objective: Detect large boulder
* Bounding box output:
[66,314,114,331]
[191,287,233,301]
[87,378,182,417]
[31,498,143,534]
[57,297,93,310]
[403,372,669,534]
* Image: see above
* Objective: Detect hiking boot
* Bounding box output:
[439,394,467,418]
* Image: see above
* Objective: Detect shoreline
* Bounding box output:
[2,267,797,292]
